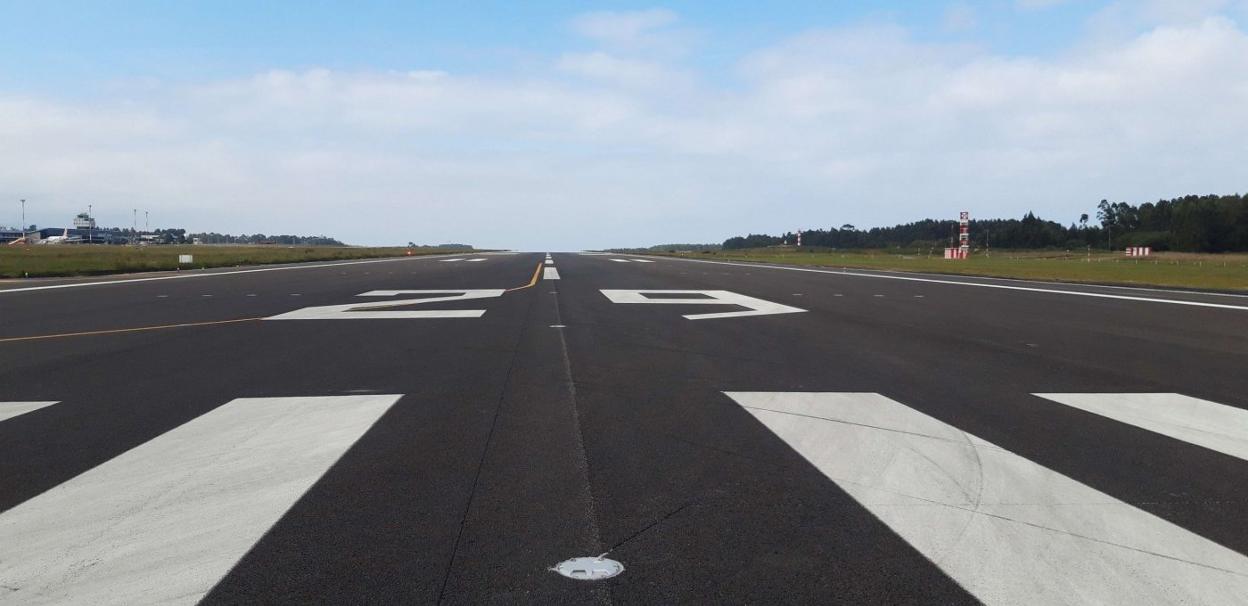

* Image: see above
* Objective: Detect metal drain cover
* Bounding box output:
[553,556,624,581]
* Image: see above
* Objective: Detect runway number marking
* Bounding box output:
[599,290,806,320]
[265,289,506,320]
[727,391,1248,604]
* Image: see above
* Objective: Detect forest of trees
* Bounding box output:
[187,232,346,246]
[722,194,1248,253]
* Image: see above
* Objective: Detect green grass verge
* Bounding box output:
[652,248,1248,291]
[0,245,471,279]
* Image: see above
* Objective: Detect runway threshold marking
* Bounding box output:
[0,394,402,605]
[726,391,1248,604]
[655,257,1248,312]
[1035,393,1248,462]
[544,267,561,280]
[0,317,263,344]
[0,401,60,423]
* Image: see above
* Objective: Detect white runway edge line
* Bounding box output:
[0,401,59,424]
[726,392,1248,605]
[544,267,561,280]
[439,258,466,262]
[652,257,1248,312]
[1035,393,1248,462]
[609,259,630,263]
[466,258,487,262]
[0,254,463,295]
[0,394,401,606]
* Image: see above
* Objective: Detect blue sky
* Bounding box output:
[1,1,1246,248]
[1,1,1099,91]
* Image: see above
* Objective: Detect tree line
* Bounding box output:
[187,232,346,246]
[721,194,1248,252]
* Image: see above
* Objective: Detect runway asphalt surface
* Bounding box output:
[2,251,1247,604]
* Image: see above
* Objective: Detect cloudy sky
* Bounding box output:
[2,1,1246,249]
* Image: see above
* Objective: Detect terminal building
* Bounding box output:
[1,211,128,245]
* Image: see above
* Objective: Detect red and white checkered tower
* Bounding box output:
[959,211,970,256]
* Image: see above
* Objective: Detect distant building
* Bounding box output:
[0,229,26,244]
[73,212,96,229]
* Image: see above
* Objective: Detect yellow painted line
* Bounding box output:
[506,262,544,292]
[0,317,263,344]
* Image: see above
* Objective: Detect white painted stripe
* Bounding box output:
[630,259,654,263]
[439,258,466,262]
[609,258,630,263]
[0,255,462,295]
[727,392,1248,605]
[0,401,59,424]
[544,267,561,280]
[545,259,555,265]
[654,257,1248,312]
[1035,393,1248,462]
[465,258,487,263]
[0,394,401,605]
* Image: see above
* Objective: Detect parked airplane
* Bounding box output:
[36,229,84,245]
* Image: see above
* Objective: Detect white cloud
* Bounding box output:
[1017,0,1072,10]
[569,9,678,45]
[555,52,692,92]
[943,2,979,32]
[2,9,1247,248]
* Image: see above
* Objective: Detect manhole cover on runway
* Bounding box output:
[552,557,624,581]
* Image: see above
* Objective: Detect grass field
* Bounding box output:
[655,248,1248,291]
[0,245,470,279]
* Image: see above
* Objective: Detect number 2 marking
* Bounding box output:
[265,290,506,320]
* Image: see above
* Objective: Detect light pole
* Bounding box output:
[20,199,25,236]
[145,210,149,234]
[132,208,137,245]
[88,204,93,244]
